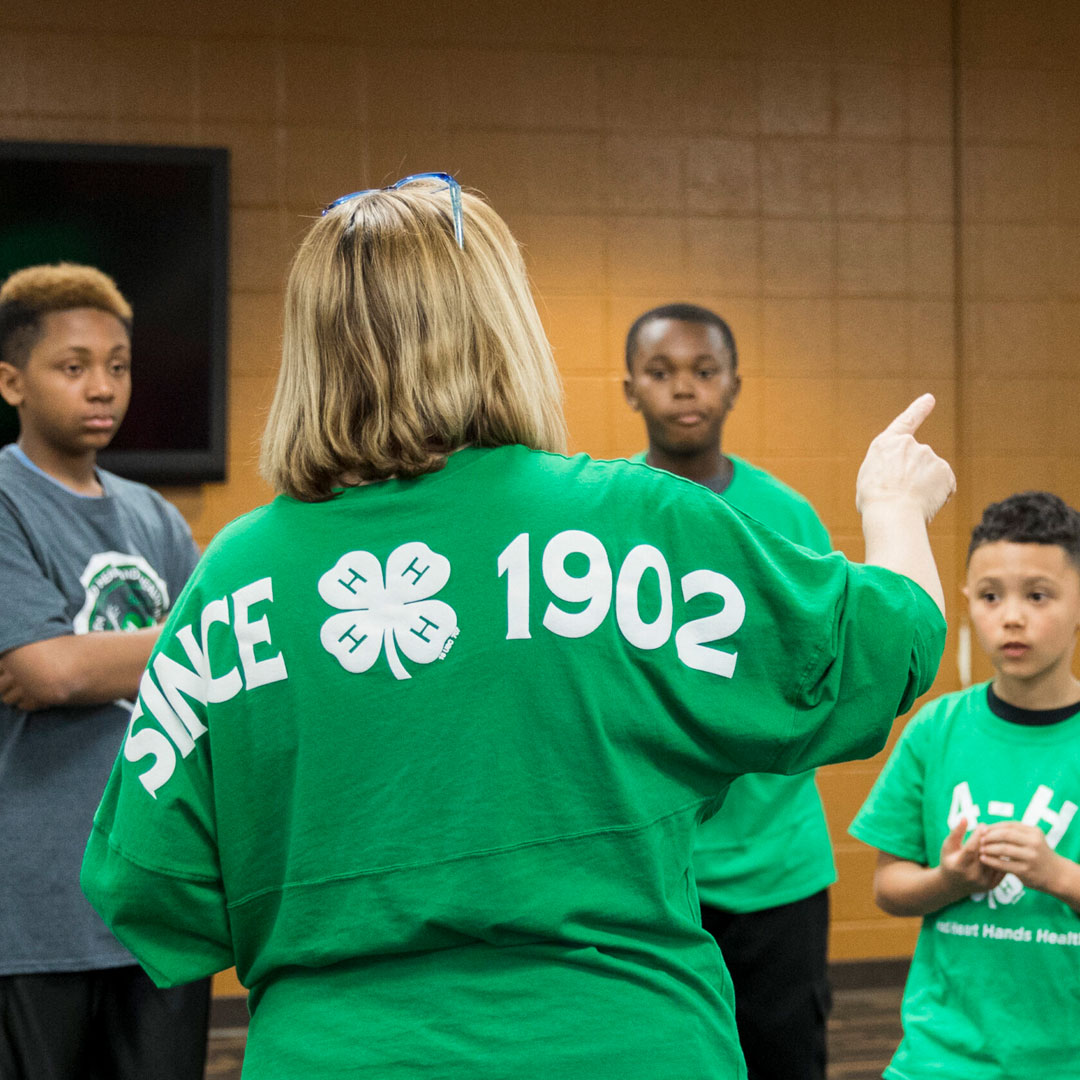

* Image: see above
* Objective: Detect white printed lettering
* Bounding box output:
[948,781,981,829]
[674,570,745,678]
[197,596,243,702]
[982,923,1032,942]
[233,578,288,689]
[615,544,673,650]
[151,653,209,743]
[137,667,198,756]
[497,532,531,640]
[1022,784,1077,848]
[123,699,177,798]
[495,531,748,676]
[541,530,612,640]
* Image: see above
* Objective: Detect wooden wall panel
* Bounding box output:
[3,0,1078,983]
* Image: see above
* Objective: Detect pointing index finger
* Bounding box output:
[884,393,936,437]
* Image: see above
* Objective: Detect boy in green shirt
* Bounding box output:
[850,491,1080,1079]
[624,302,834,1080]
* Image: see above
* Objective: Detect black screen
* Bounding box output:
[0,142,229,483]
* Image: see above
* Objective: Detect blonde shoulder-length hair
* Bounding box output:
[260,180,567,501]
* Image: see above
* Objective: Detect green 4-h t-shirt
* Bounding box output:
[83,447,943,1080]
[850,684,1080,1080]
[636,452,836,911]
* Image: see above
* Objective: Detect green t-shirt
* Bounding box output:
[850,684,1080,1080]
[634,453,836,910]
[83,446,943,1080]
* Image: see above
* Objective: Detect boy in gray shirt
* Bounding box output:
[0,264,208,1079]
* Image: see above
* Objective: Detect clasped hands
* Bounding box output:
[941,816,1065,897]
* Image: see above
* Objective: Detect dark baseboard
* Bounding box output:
[210,994,249,1029]
[828,957,910,990]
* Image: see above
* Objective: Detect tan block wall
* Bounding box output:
[3,1,1079,985]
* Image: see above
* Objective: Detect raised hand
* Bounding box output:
[856,393,956,523]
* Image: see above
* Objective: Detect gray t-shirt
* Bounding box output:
[0,445,199,974]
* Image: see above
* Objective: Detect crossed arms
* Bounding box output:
[0,628,160,712]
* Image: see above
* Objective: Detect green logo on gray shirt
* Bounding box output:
[74,551,170,634]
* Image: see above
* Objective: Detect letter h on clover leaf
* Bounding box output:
[318,542,459,681]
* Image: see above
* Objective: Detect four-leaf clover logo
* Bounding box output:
[318,542,459,681]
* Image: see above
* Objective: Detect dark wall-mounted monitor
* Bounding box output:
[0,140,229,484]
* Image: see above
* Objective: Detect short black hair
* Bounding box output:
[625,303,737,372]
[0,263,132,369]
[968,491,1080,570]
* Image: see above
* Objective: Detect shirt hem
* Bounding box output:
[697,876,836,914]
[0,954,137,977]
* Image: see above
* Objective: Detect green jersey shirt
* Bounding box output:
[84,447,943,1080]
[662,453,837,911]
[850,684,1080,1080]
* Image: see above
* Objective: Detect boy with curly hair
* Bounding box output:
[851,491,1080,1079]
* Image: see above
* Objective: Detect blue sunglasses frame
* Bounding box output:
[322,171,465,250]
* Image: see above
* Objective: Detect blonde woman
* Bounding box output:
[83,175,953,1079]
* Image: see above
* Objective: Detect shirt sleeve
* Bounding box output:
[800,509,832,557]
[82,764,232,987]
[662,476,947,782]
[767,562,945,777]
[81,565,233,988]
[150,490,201,600]
[169,503,201,585]
[0,496,72,654]
[848,707,933,864]
[593,462,947,793]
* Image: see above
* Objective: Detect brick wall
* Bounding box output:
[3,0,1078,979]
